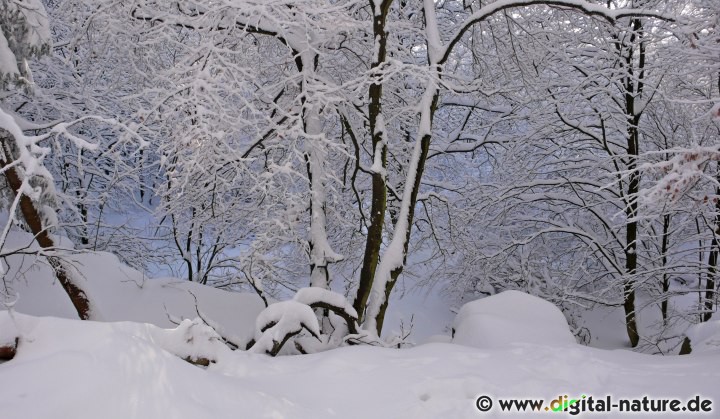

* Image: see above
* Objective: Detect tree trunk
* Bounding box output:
[660,214,671,325]
[620,16,644,348]
[353,0,394,323]
[703,170,720,322]
[0,131,94,320]
[374,101,437,334]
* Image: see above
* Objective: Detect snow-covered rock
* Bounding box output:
[452,290,575,348]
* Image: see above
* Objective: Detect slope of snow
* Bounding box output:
[2,311,718,419]
[2,232,718,418]
[1,232,265,347]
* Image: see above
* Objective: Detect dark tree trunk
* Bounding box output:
[619,17,645,348]
[660,214,671,324]
[353,0,394,323]
[703,171,720,322]
[0,131,93,320]
[374,93,438,335]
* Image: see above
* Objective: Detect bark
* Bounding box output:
[620,17,644,348]
[365,0,442,335]
[0,131,93,320]
[296,54,342,293]
[374,96,438,334]
[624,115,639,347]
[660,214,671,324]
[353,0,394,323]
[678,336,692,355]
[703,171,720,322]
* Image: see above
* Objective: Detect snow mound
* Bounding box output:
[685,320,720,354]
[151,318,231,364]
[0,311,18,348]
[452,290,575,348]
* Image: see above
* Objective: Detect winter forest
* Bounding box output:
[1,0,720,417]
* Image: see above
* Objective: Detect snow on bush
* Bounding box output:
[452,290,576,349]
[685,320,720,354]
[249,300,320,356]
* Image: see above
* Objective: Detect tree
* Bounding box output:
[0,0,95,319]
[17,0,689,347]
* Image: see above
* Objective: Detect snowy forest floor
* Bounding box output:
[1,231,719,418]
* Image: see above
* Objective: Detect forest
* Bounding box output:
[1,0,720,397]
[2,0,720,350]
[2,0,720,417]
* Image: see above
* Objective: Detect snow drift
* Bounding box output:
[452,290,577,349]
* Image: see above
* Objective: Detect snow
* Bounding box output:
[1,0,716,415]
[685,320,720,354]
[2,311,719,419]
[1,240,718,417]
[452,290,577,349]
[364,80,439,333]
[0,310,18,348]
[15,0,52,54]
[0,0,51,86]
[250,300,320,354]
[294,287,358,320]
[1,231,265,347]
[0,32,20,78]
[151,317,231,363]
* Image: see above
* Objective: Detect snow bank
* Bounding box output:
[452,290,576,349]
[0,231,265,347]
[685,320,720,354]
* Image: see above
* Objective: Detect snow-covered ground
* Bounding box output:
[2,311,719,419]
[1,232,719,418]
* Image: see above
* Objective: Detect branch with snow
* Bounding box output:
[638,146,720,207]
[0,0,51,89]
[293,287,358,334]
[248,301,321,356]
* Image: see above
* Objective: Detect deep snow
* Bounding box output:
[2,311,719,419]
[1,231,719,418]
